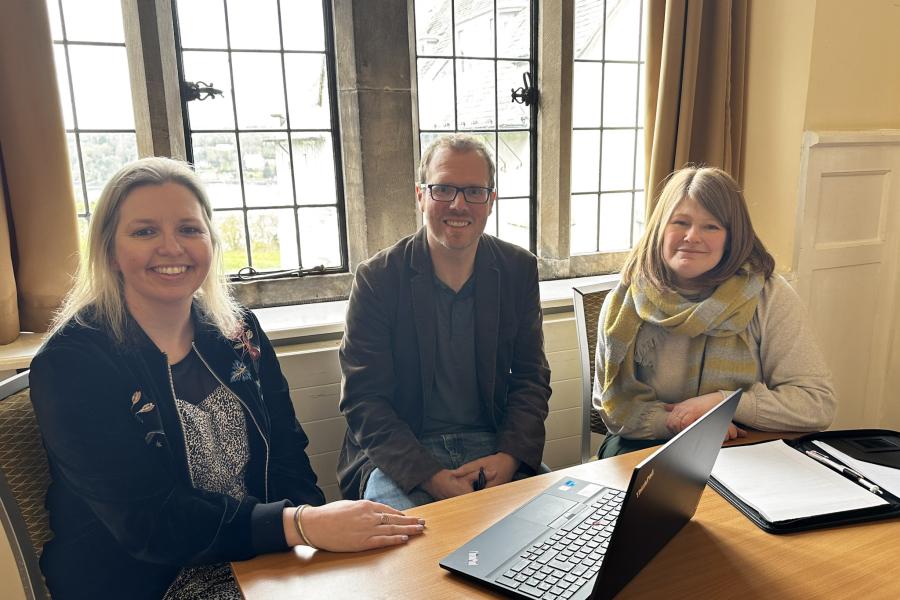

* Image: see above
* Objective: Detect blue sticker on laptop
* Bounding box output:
[557,480,577,491]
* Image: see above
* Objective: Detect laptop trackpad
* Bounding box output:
[517,494,578,526]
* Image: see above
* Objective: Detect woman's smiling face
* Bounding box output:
[113,182,213,313]
[662,196,727,288]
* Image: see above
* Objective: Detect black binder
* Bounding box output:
[709,429,900,533]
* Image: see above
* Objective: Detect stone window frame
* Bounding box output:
[123,0,627,308]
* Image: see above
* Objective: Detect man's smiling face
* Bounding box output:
[416,148,495,256]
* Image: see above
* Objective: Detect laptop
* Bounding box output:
[440,390,741,600]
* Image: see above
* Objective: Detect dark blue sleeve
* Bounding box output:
[250,499,292,554]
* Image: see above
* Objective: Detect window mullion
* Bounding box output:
[536,0,573,266]
[122,0,186,159]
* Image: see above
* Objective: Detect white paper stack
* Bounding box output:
[710,440,888,523]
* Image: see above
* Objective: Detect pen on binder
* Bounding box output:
[805,450,883,495]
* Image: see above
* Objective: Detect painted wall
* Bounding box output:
[741,0,816,269]
[804,0,900,132]
[742,0,900,269]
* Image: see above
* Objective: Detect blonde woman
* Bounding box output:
[593,167,836,458]
[30,158,423,599]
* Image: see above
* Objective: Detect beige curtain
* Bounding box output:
[644,0,748,215]
[0,0,79,344]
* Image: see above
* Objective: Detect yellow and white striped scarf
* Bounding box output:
[598,271,764,426]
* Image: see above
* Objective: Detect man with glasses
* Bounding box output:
[337,134,551,509]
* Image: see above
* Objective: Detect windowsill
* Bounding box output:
[256,273,621,343]
[0,333,44,372]
[0,274,620,371]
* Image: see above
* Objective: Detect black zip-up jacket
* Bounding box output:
[30,306,325,599]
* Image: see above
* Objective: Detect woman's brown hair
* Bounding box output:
[621,166,775,290]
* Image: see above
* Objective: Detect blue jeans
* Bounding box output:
[363,431,498,510]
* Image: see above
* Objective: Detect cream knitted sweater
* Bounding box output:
[592,274,837,439]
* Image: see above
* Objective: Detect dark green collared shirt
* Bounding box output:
[422,274,492,435]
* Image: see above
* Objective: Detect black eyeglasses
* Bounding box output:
[424,184,494,205]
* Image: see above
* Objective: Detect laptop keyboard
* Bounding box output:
[494,488,626,600]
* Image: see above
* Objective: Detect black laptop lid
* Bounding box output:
[590,390,740,600]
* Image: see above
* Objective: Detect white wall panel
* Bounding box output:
[289,383,341,422]
[543,315,578,352]
[547,348,581,382]
[277,340,341,388]
[795,131,900,429]
[302,416,347,455]
[308,451,339,489]
[808,264,880,427]
[816,171,886,245]
[549,378,581,411]
[545,407,581,440]
[543,436,581,470]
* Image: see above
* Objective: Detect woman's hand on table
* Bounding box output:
[285,500,425,552]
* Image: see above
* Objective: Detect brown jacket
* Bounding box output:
[337,229,552,499]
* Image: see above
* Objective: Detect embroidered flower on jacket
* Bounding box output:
[230,359,251,382]
[130,389,157,424]
[232,325,261,362]
[135,403,155,415]
[145,430,165,448]
[129,389,166,447]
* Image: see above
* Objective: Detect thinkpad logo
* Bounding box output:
[636,469,654,498]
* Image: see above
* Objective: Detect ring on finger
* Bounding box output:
[380,512,387,525]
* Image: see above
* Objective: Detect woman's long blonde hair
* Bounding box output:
[622,166,775,290]
[51,157,243,342]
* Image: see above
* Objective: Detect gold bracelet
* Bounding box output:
[293,504,315,548]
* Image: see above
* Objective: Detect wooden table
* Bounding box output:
[233,433,900,599]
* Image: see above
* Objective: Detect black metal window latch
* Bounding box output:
[511,71,537,106]
[182,80,223,102]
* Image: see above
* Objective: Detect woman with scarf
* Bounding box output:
[593,166,836,458]
[30,157,424,599]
